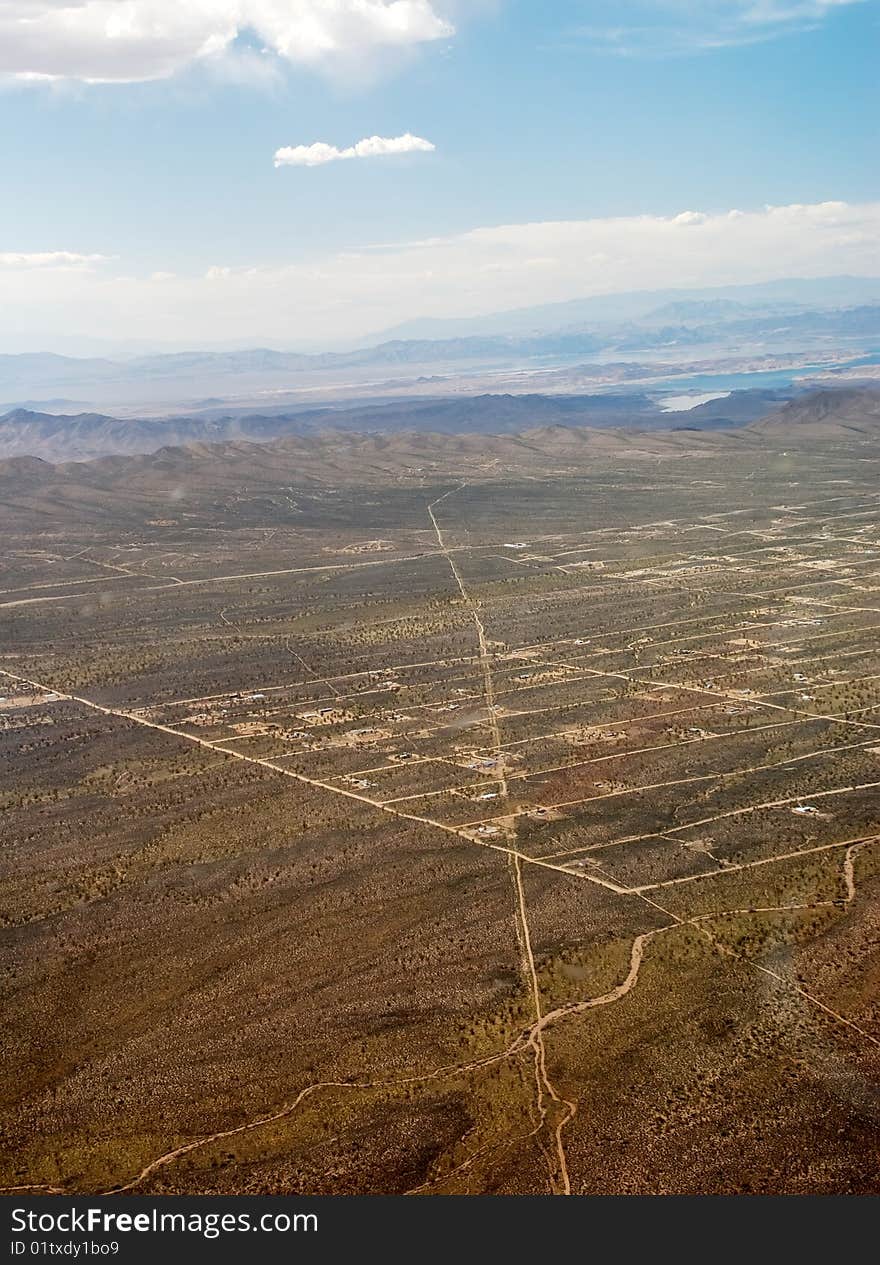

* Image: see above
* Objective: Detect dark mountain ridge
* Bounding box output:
[2,387,876,511]
[0,388,797,463]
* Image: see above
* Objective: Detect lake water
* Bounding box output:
[661,391,731,412]
[650,349,880,397]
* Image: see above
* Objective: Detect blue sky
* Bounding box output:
[0,1,878,349]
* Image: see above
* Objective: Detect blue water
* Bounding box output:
[647,349,880,396]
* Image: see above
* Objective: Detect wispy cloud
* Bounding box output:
[0,1,454,84]
[0,250,107,269]
[571,0,865,56]
[274,133,435,168]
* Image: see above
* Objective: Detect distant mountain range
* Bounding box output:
[2,306,878,391]
[1,277,879,412]
[0,388,799,462]
[366,275,880,341]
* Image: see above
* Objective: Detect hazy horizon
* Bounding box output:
[1,269,879,360]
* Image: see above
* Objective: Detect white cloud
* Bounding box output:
[573,0,865,55]
[274,132,435,167]
[0,1,453,84]
[0,250,107,268]
[2,200,878,345]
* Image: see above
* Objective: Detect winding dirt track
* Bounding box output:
[1,840,874,1196]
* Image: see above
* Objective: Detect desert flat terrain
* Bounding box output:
[2,391,879,1195]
